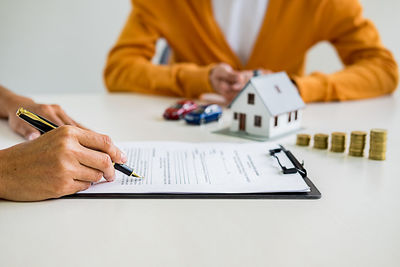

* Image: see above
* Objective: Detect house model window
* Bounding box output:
[288,112,292,122]
[254,115,262,127]
[274,116,278,127]
[295,110,298,120]
[248,93,255,105]
[234,112,238,120]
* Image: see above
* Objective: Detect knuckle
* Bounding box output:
[39,104,52,113]
[57,138,74,153]
[93,171,103,182]
[102,135,112,148]
[101,154,113,169]
[51,104,61,110]
[53,156,71,175]
[58,125,75,138]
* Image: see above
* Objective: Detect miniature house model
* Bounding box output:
[228,72,305,138]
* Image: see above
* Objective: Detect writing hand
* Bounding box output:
[0,126,127,201]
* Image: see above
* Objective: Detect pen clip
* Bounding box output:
[16,107,58,133]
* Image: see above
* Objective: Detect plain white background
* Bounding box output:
[0,0,399,95]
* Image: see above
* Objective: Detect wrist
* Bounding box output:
[181,63,215,98]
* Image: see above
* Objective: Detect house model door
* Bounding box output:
[239,113,246,131]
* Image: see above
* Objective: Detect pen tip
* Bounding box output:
[131,173,144,179]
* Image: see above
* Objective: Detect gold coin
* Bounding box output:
[350,140,365,143]
[331,131,345,152]
[296,134,311,146]
[369,154,386,161]
[332,140,345,143]
[370,137,386,141]
[349,144,365,148]
[370,128,387,135]
[370,132,387,137]
[350,136,366,140]
[349,143,366,147]
[297,134,311,138]
[314,146,328,150]
[332,133,346,136]
[297,142,310,146]
[350,149,363,152]
[313,138,328,149]
[370,141,387,146]
[349,147,365,151]
[349,152,364,157]
[331,148,345,153]
[369,151,386,156]
[369,147,387,152]
[349,147,364,151]
[351,139,366,142]
[351,131,367,136]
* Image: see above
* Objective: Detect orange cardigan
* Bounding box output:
[104,0,398,102]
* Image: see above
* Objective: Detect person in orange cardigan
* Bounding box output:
[104,0,398,103]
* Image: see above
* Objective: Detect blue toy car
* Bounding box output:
[184,104,222,125]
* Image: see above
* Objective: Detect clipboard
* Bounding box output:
[65,145,321,200]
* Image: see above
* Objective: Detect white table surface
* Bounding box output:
[1,92,399,267]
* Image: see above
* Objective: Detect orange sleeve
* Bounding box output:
[293,0,398,102]
[103,1,215,98]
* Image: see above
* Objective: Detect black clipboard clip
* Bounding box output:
[269,145,307,177]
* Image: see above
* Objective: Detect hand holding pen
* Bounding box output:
[0,124,130,201]
[16,108,142,179]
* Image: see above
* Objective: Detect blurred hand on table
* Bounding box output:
[6,95,85,140]
[206,63,273,105]
[0,126,127,201]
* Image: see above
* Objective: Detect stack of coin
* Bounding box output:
[313,133,329,149]
[349,131,367,157]
[296,134,311,146]
[369,129,387,161]
[331,132,346,152]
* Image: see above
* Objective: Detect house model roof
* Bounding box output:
[229,72,306,116]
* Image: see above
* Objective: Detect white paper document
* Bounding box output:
[81,142,310,194]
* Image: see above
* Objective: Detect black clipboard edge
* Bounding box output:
[63,176,321,200]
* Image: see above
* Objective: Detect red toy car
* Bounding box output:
[163,100,198,120]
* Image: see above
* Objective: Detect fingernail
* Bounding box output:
[27,132,40,140]
[120,151,127,163]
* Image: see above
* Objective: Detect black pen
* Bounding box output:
[16,107,143,178]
